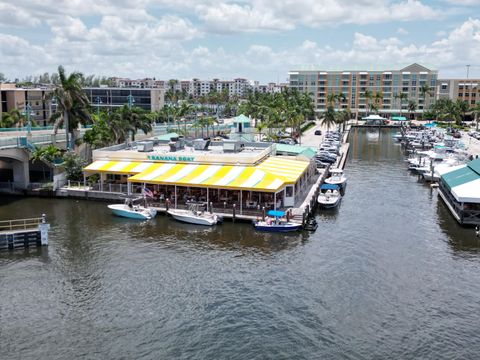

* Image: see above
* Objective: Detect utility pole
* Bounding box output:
[466,65,471,79]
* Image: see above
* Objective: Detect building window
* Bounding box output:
[441,84,447,90]
[459,93,463,97]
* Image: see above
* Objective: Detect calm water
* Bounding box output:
[2,128,480,360]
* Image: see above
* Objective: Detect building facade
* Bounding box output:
[289,63,438,119]
[0,84,54,126]
[83,87,165,112]
[436,79,480,107]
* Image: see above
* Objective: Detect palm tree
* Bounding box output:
[0,109,23,128]
[398,92,408,118]
[408,100,417,120]
[321,106,337,132]
[336,109,351,132]
[50,65,91,150]
[419,83,432,112]
[456,99,469,124]
[117,105,152,141]
[374,91,383,114]
[363,90,373,116]
[471,102,480,130]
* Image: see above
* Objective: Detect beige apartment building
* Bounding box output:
[436,79,480,107]
[289,63,438,119]
[1,84,54,126]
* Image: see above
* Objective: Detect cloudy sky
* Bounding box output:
[1,0,480,83]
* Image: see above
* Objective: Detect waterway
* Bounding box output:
[1,128,480,359]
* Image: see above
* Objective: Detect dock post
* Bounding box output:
[166,199,170,211]
[262,207,266,221]
[302,211,306,227]
[232,204,236,223]
[209,202,213,214]
[39,214,50,246]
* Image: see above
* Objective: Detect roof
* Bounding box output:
[362,114,386,120]
[275,144,317,159]
[256,156,310,183]
[154,132,178,141]
[233,114,251,123]
[441,159,480,202]
[84,161,156,175]
[127,163,285,192]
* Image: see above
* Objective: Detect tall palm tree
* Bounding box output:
[408,100,417,120]
[374,91,383,114]
[50,65,91,150]
[117,105,152,141]
[455,99,469,124]
[321,106,337,132]
[471,102,480,130]
[363,90,373,116]
[0,109,23,128]
[419,83,432,111]
[399,92,409,118]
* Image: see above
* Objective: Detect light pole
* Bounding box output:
[22,103,35,136]
[95,96,102,118]
[127,94,135,109]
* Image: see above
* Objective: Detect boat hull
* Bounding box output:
[254,222,302,232]
[168,210,218,226]
[317,195,341,209]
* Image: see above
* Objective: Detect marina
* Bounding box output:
[2,127,480,359]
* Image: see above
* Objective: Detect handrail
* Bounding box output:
[0,216,45,231]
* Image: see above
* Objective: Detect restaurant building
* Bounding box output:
[83,135,317,213]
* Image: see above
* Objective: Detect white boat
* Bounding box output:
[168,203,219,226]
[317,184,342,209]
[108,201,157,220]
[324,168,347,189]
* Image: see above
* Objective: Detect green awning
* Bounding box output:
[442,165,480,189]
[234,114,251,123]
[155,132,179,141]
[391,116,407,121]
[468,158,480,175]
[276,144,317,159]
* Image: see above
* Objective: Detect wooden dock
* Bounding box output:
[0,215,50,250]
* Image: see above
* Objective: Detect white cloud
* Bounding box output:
[397,27,409,35]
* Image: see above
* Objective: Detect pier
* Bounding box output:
[0,215,50,250]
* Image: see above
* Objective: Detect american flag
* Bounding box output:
[143,187,154,199]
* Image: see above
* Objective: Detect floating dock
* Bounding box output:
[0,215,50,251]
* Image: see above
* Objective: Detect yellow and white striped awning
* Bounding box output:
[128,163,285,192]
[256,157,309,183]
[84,161,156,175]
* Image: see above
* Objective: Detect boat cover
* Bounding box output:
[267,210,286,217]
[321,184,340,190]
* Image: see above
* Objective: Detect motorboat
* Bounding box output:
[317,184,342,209]
[253,210,302,232]
[108,198,157,220]
[324,168,347,190]
[168,203,220,226]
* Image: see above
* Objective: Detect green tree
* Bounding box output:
[408,100,417,119]
[419,83,432,111]
[321,106,337,132]
[62,152,87,181]
[363,90,373,116]
[50,65,92,150]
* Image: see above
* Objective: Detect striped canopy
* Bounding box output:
[127,163,285,192]
[255,157,309,183]
[84,161,156,175]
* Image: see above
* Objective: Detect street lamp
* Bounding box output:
[22,103,35,135]
[127,94,135,109]
[95,96,102,118]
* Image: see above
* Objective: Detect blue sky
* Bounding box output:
[1,0,480,82]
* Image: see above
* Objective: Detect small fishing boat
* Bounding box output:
[108,198,157,220]
[253,210,302,232]
[168,203,220,226]
[324,168,347,190]
[317,184,342,209]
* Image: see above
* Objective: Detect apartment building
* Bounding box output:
[0,84,54,126]
[289,63,438,118]
[112,77,165,89]
[436,79,479,107]
[83,87,165,112]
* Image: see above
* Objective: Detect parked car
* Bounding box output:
[314,130,322,135]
